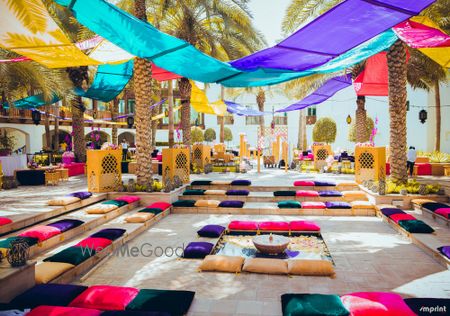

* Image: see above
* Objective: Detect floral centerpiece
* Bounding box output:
[62,151,75,164]
[27,161,39,169]
[101,143,121,150]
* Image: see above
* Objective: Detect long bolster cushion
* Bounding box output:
[0,217,12,226]
[230,179,251,186]
[35,262,75,284]
[103,200,128,207]
[199,255,244,273]
[197,225,225,238]
[325,201,352,209]
[44,246,96,265]
[86,204,118,214]
[421,202,450,212]
[67,191,92,200]
[90,228,126,241]
[398,220,435,234]
[289,220,320,232]
[115,196,141,204]
[318,190,343,197]
[287,259,335,277]
[314,180,336,187]
[228,220,258,231]
[296,190,319,197]
[191,180,212,185]
[204,189,226,195]
[380,208,405,217]
[301,201,326,209]
[125,212,155,223]
[69,285,139,311]
[48,196,81,206]
[259,221,290,231]
[437,246,450,259]
[274,190,296,196]
[172,200,196,207]
[27,306,101,316]
[341,292,415,316]
[293,180,315,186]
[183,242,214,259]
[226,189,250,196]
[19,225,61,242]
[125,289,196,315]
[278,200,301,209]
[183,189,206,195]
[46,219,84,232]
[243,258,288,275]
[147,202,171,211]
[218,200,245,208]
[281,294,349,316]
[435,208,450,219]
[389,213,417,223]
[75,237,112,251]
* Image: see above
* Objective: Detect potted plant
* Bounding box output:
[0,132,16,156]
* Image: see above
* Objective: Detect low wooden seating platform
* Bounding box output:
[411,199,450,227]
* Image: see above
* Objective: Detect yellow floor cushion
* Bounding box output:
[351,201,375,209]
[336,182,358,189]
[287,259,335,276]
[342,191,368,201]
[204,190,226,195]
[48,196,81,206]
[195,200,221,208]
[411,199,435,206]
[86,204,118,214]
[125,212,154,223]
[199,255,244,273]
[242,258,288,275]
[211,180,232,185]
[35,262,75,284]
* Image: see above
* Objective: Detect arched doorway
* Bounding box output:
[85,130,110,149]
[0,127,30,155]
[118,131,135,147]
[42,130,71,151]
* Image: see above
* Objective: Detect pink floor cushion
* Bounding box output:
[147,202,171,211]
[27,305,102,316]
[228,220,258,231]
[75,237,112,251]
[301,201,326,209]
[69,285,139,311]
[115,196,141,204]
[62,163,85,177]
[290,220,321,232]
[293,180,315,187]
[341,292,416,316]
[259,221,290,231]
[435,208,450,219]
[389,213,417,223]
[19,225,61,242]
[0,217,12,226]
[296,190,319,197]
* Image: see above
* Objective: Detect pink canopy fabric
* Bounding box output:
[152,64,181,81]
[394,19,450,48]
[353,52,388,96]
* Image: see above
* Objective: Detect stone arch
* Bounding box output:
[118,131,135,146]
[0,127,30,154]
[85,130,110,149]
[42,130,71,150]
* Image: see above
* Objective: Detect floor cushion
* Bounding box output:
[126,212,155,223]
[183,189,205,195]
[9,284,88,309]
[138,208,163,215]
[289,220,321,232]
[293,180,315,186]
[230,179,251,186]
[90,228,126,241]
[35,262,75,284]
[197,225,225,238]
[314,180,336,187]
[197,200,220,208]
[336,182,357,189]
[259,221,290,231]
[437,246,450,259]
[147,202,171,211]
[191,180,212,185]
[281,293,349,316]
[103,200,128,207]
[435,208,450,219]
[19,225,61,242]
[115,196,141,204]
[211,180,232,185]
[421,202,450,212]
[296,190,319,197]
[125,289,195,315]
[319,190,343,197]
[69,285,139,311]
[199,255,244,273]
[44,246,96,265]
[398,220,435,233]
[410,198,434,206]
[243,258,288,275]
[342,191,368,201]
[0,236,38,249]
[351,201,374,209]
[102,312,170,316]
[341,292,415,316]
[46,219,84,232]
[86,204,118,214]
[68,191,92,200]
[287,259,335,276]
[301,201,326,209]
[226,189,250,196]
[404,298,450,316]
[278,200,301,209]
[228,220,258,231]
[274,190,296,197]
[195,199,213,207]
[75,237,112,251]
[48,196,81,206]
[325,201,352,209]
[380,208,405,217]
[172,200,196,207]
[183,242,214,259]
[204,189,226,195]
[389,213,416,223]
[218,200,245,208]
[0,217,12,226]
[27,305,101,316]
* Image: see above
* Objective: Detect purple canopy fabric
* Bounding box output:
[225,100,266,116]
[277,74,352,112]
[231,0,435,72]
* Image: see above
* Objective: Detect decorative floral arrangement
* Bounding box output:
[62,151,75,158]
[355,142,374,147]
[101,143,120,150]
[27,161,39,169]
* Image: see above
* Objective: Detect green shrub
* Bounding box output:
[312,117,336,144]
[348,117,374,143]
[191,127,204,143]
[204,128,216,142]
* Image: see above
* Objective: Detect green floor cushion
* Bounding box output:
[398,220,435,233]
[44,246,96,265]
[126,289,195,315]
[172,200,196,207]
[138,208,163,215]
[102,200,128,207]
[183,189,205,196]
[274,190,296,197]
[0,236,38,249]
[278,200,301,209]
[191,180,212,185]
[281,293,350,316]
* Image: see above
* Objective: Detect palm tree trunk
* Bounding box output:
[72,96,86,162]
[256,90,265,143]
[44,105,51,150]
[355,96,367,143]
[434,80,441,151]
[178,77,191,145]
[168,80,174,148]
[134,0,153,185]
[297,111,302,149]
[53,105,59,151]
[387,40,408,183]
[151,83,162,149]
[220,86,225,143]
[111,98,119,145]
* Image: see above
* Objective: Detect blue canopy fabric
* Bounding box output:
[225,100,266,116]
[276,74,352,112]
[12,94,60,109]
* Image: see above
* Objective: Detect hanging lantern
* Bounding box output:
[127,116,134,128]
[31,110,41,125]
[346,115,352,125]
[7,237,30,267]
[164,109,169,117]
[419,110,427,124]
[271,120,275,130]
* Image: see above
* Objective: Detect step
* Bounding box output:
[189,184,343,192]
[179,193,351,203]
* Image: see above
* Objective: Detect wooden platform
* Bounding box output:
[0,260,35,303]
[177,193,361,203]
[189,184,342,192]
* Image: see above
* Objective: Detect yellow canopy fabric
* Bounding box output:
[151,105,181,120]
[190,82,227,116]
[0,0,98,68]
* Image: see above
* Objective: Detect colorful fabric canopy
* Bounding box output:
[231,0,435,72]
[394,18,450,48]
[190,82,227,115]
[276,74,352,112]
[354,52,388,96]
[225,101,266,116]
[13,94,60,109]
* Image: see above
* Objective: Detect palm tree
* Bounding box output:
[111,97,119,145]
[256,88,266,141]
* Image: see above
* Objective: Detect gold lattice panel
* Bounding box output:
[258,126,288,155]
[192,144,211,169]
[355,146,386,183]
[87,149,122,192]
[162,148,190,184]
[312,145,332,169]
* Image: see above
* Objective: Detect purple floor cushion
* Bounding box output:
[218,200,245,208]
[314,180,336,187]
[438,246,450,259]
[68,191,92,200]
[319,190,343,197]
[380,208,405,217]
[325,201,352,209]
[125,289,195,315]
[230,179,251,186]
[226,189,250,196]
[183,242,214,259]
[46,219,84,232]
[9,284,88,309]
[197,225,225,238]
[421,202,449,212]
[90,228,126,241]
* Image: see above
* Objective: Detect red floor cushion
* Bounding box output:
[69,285,139,311]
[0,217,12,226]
[301,201,326,209]
[289,221,320,232]
[228,220,258,231]
[147,202,171,211]
[435,208,450,219]
[341,292,415,316]
[27,305,102,316]
[75,237,112,251]
[296,190,319,197]
[62,163,86,177]
[259,221,290,231]
[389,213,416,223]
[416,163,432,175]
[293,180,315,187]
[115,196,140,204]
[19,225,61,242]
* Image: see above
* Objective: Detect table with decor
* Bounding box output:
[0,155,27,177]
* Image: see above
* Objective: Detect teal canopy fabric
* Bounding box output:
[12,94,60,109]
